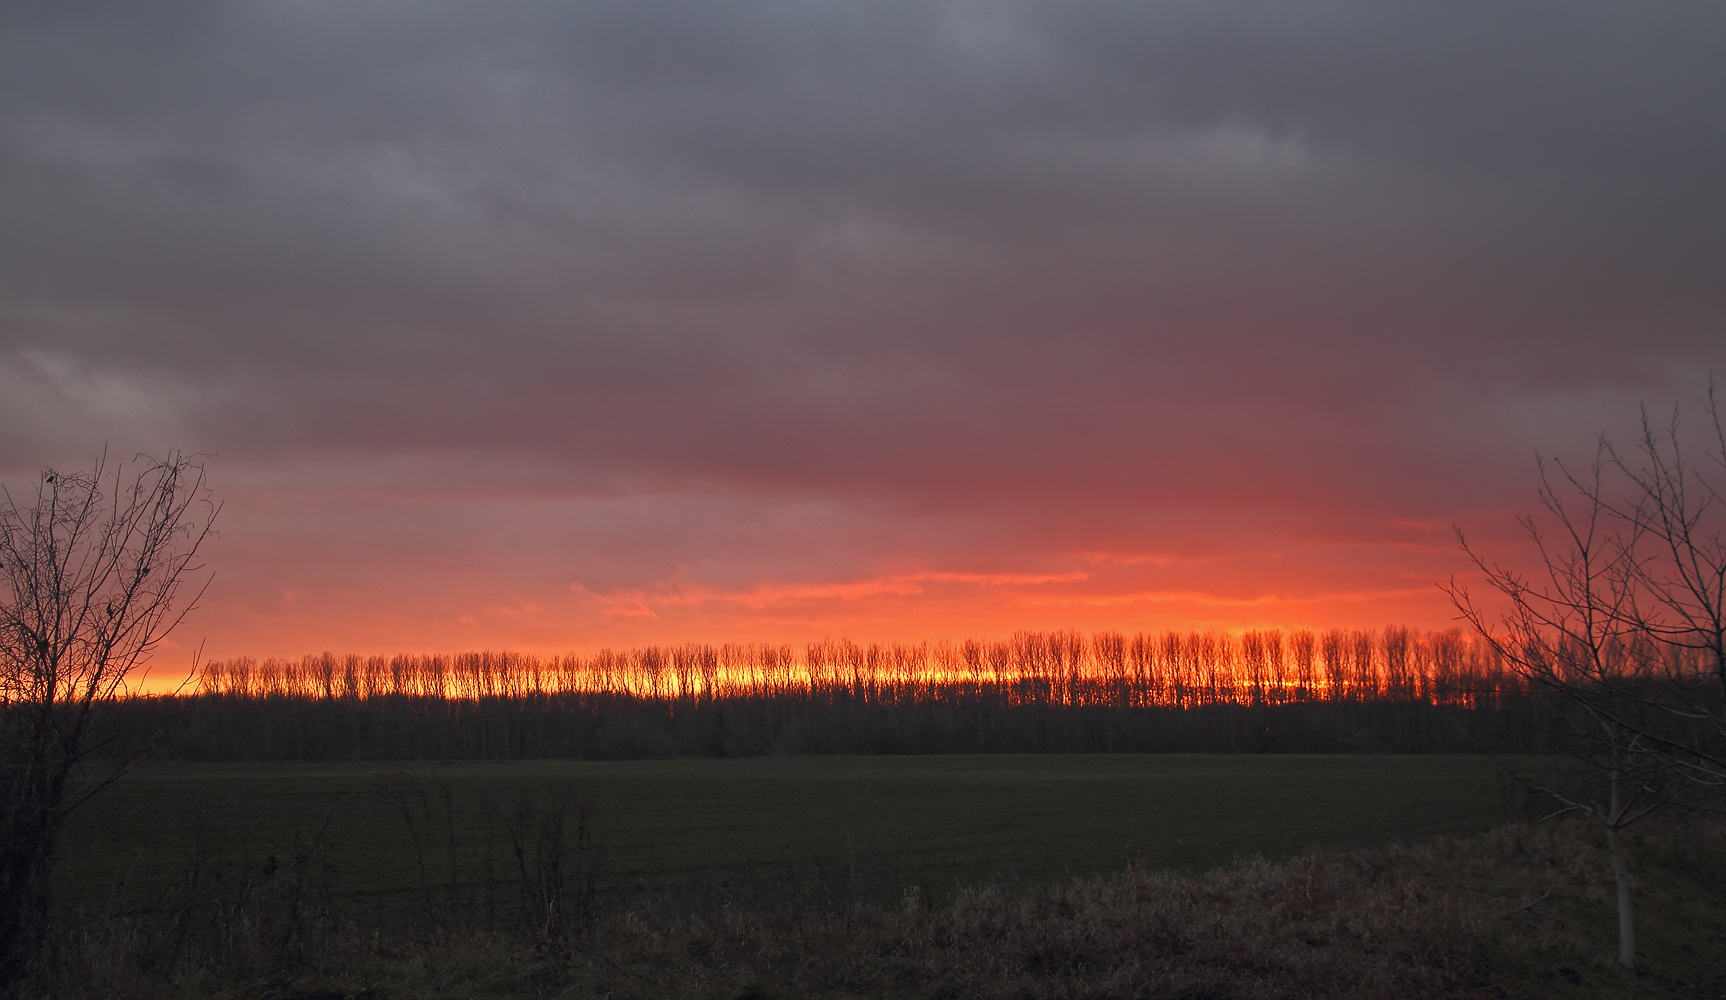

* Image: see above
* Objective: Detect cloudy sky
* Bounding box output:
[3,1,1722,667]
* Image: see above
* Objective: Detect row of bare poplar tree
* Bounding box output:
[120,626,1710,761]
[195,627,1537,708]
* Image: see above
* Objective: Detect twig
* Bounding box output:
[1498,890,1552,917]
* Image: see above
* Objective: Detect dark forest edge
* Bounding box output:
[91,626,1717,760]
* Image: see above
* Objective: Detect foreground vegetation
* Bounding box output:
[39,815,1726,999]
[24,756,1721,997]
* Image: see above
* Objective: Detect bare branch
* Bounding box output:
[0,451,217,983]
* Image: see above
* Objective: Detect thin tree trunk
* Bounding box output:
[1607,768,1636,969]
[1605,824,1635,968]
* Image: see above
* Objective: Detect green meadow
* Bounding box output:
[59,754,1526,922]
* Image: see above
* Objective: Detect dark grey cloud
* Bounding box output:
[1,0,1722,517]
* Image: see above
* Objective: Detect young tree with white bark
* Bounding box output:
[1449,385,1726,969]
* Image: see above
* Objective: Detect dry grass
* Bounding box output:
[32,818,1726,1000]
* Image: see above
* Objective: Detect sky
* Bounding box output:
[2,2,1723,673]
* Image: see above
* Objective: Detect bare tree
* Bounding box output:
[1449,386,1726,970]
[1606,386,1726,783]
[0,452,217,987]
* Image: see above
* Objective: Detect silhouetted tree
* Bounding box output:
[1450,386,1726,969]
[0,453,217,989]
[1606,388,1726,785]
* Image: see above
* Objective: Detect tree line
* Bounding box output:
[108,626,1706,761]
[196,627,1520,707]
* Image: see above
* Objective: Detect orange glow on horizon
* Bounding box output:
[171,626,1522,709]
[169,561,1475,676]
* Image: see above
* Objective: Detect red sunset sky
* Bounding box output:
[1,3,1722,678]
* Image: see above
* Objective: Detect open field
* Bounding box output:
[43,786,1726,1000]
[42,755,1726,998]
[59,754,1529,923]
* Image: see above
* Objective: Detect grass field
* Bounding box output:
[43,755,1726,999]
[58,754,1527,923]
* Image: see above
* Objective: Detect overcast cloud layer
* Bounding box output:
[3,2,1723,661]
